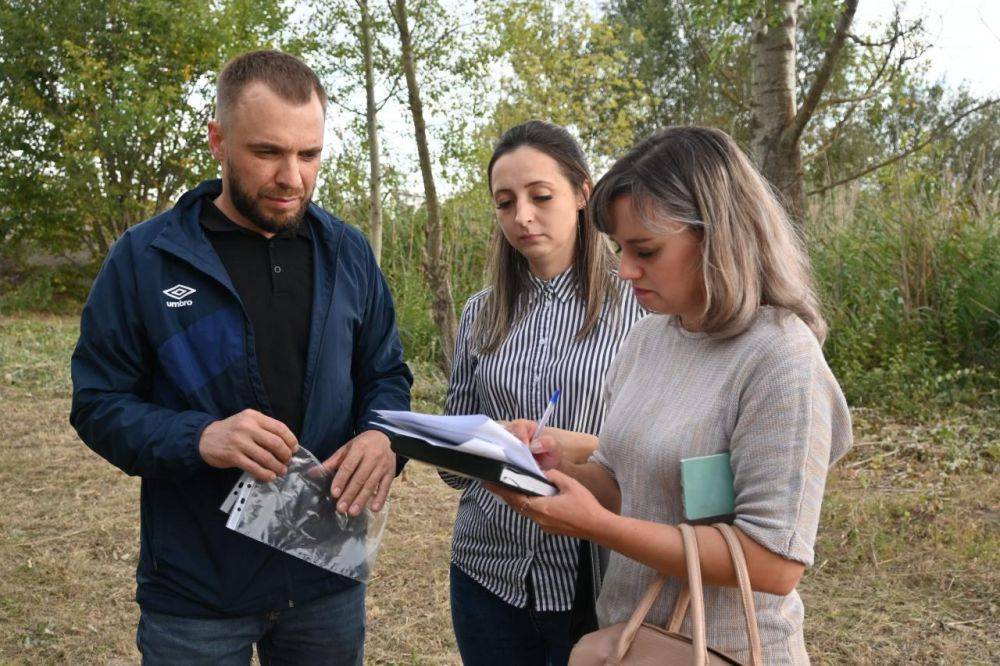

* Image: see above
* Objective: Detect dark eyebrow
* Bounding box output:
[492,181,554,196]
[247,142,284,151]
[247,142,323,154]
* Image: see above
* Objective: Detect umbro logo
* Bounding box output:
[163,284,196,308]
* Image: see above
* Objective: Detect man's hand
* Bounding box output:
[199,409,298,482]
[322,430,395,516]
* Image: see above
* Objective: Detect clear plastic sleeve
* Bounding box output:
[225,446,388,582]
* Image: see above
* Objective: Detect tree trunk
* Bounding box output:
[750,0,804,221]
[358,0,383,264]
[392,0,457,375]
[750,0,859,224]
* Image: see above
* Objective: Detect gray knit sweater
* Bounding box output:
[591,307,852,665]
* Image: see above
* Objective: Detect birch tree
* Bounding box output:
[607,0,997,224]
[311,0,401,263]
[358,0,385,263]
[749,0,857,220]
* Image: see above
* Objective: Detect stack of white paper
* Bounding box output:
[374,410,545,476]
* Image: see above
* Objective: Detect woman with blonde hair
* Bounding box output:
[497,126,852,664]
[442,120,646,665]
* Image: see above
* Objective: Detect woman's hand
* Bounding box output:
[504,420,597,469]
[488,469,612,540]
[504,419,563,470]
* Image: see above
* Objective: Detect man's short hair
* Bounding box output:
[216,50,328,127]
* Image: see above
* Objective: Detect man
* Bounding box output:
[70,50,412,664]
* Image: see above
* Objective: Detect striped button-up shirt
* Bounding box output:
[444,267,646,611]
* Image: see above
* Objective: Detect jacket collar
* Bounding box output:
[149,180,233,289]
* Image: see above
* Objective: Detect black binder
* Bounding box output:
[390,434,557,497]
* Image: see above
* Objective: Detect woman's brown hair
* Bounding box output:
[473,120,619,353]
[591,126,827,342]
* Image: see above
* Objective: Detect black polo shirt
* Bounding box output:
[200,197,313,436]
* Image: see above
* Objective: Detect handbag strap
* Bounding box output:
[664,525,764,666]
[677,524,708,666]
[612,573,668,660]
[666,584,690,633]
[713,523,763,666]
[614,524,765,666]
[613,524,708,665]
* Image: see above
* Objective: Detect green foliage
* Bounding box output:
[0,0,290,259]
[480,0,648,168]
[812,162,999,415]
[0,264,94,316]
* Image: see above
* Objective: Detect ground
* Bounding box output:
[0,315,996,664]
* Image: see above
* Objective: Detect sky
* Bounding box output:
[855,0,1000,96]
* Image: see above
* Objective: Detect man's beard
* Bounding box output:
[226,164,312,234]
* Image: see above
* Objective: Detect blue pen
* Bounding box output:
[532,389,561,443]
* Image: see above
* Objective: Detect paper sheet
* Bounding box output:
[375,410,544,476]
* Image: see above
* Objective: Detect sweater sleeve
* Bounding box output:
[730,328,852,566]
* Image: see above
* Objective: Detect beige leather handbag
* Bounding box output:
[569,523,763,666]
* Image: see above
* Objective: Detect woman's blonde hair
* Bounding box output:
[473,120,619,353]
[591,126,827,342]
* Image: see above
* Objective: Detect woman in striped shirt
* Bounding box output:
[442,120,645,665]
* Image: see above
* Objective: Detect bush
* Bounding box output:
[0,263,95,316]
[811,166,999,415]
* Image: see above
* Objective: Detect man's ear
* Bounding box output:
[207,120,224,162]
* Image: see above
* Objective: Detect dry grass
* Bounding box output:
[802,409,999,664]
[1,315,997,664]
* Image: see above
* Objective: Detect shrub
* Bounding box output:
[811,166,999,415]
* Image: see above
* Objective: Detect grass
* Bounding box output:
[1,314,997,663]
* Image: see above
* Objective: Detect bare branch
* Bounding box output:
[805,38,902,163]
[981,10,1000,45]
[807,98,1000,196]
[819,91,879,107]
[680,11,750,112]
[847,27,918,48]
[787,0,859,145]
[327,95,365,117]
[375,73,405,110]
[413,24,462,63]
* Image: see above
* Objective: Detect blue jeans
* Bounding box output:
[136,585,365,665]
[450,564,576,666]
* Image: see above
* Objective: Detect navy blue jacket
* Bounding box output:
[70,180,412,617]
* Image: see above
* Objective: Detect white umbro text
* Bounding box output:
[163,284,196,308]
